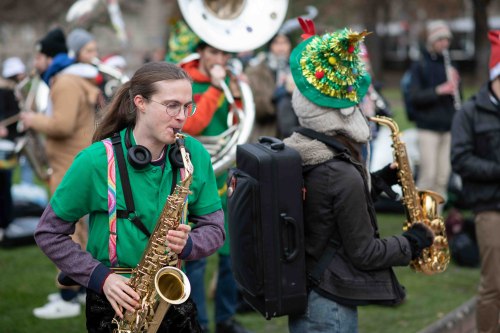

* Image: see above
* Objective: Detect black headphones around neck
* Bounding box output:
[125,124,152,168]
[124,124,190,169]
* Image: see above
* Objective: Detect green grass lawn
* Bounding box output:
[0,212,480,333]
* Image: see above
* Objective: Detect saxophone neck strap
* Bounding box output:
[110,133,149,239]
[111,133,179,239]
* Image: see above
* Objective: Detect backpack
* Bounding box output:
[400,68,416,121]
[226,129,344,319]
[400,60,426,122]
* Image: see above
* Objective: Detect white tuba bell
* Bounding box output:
[66,0,130,98]
[179,0,288,177]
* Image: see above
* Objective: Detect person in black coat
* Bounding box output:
[0,57,26,238]
[284,20,436,333]
[450,30,500,333]
[408,20,461,208]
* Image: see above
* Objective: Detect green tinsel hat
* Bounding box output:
[290,18,372,109]
[165,19,201,64]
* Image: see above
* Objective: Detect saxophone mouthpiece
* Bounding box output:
[174,129,185,147]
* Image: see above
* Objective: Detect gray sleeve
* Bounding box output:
[181,208,225,261]
[34,203,112,293]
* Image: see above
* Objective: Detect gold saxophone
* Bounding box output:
[113,131,192,333]
[370,116,450,275]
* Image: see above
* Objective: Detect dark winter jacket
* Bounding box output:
[0,78,21,142]
[408,50,459,132]
[451,83,500,213]
[285,132,412,305]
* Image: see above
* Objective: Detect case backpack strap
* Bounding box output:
[295,127,349,154]
[308,238,342,287]
[295,128,346,288]
[102,138,118,267]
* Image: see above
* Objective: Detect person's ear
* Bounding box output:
[134,95,147,114]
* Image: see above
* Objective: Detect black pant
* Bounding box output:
[0,170,12,229]
[86,288,203,333]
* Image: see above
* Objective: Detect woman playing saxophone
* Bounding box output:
[34,61,226,333]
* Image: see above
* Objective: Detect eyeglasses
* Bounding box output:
[142,96,196,118]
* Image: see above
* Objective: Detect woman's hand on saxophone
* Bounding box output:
[167,224,191,254]
[103,274,140,318]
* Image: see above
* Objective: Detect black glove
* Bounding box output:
[371,164,399,200]
[402,222,435,260]
[373,163,399,186]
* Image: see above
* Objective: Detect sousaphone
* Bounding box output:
[179,0,289,177]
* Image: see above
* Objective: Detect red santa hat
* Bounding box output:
[101,55,126,70]
[489,30,500,81]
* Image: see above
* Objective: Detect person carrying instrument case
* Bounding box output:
[228,19,437,333]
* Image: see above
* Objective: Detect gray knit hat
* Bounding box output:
[291,87,372,144]
[426,20,452,46]
[67,29,94,58]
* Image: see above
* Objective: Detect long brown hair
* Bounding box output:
[333,134,363,165]
[92,61,193,143]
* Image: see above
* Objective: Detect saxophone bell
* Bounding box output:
[154,267,191,305]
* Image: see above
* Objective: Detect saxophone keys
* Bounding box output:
[430,219,443,232]
[433,235,447,248]
[437,251,447,264]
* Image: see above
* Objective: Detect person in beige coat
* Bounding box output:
[245,34,298,141]
[21,28,101,319]
[26,73,99,194]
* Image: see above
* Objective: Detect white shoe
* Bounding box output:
[77,291,86,305]
[47,291,86,305]
[47,292,61,302]
[33,298,81,319]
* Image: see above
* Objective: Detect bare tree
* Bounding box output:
[471,0,491,82]
[360,0,389,80]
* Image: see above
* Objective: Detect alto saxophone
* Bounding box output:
[114,131,192,333]
[370,116,450,275]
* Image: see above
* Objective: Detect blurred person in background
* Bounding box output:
[99,55,127,103]
[408,20,461,206]
[180,40,253,333]
[358,42,377,166]
[22,28,101,319]
[357,42,393,167]
[450,30,500,333]
[0,57,26,240]
[68,28,98,65]
[245,33,298,140]
[101,55,126,73]
[33,28,68,79]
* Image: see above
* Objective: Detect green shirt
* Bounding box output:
[50,127,222,268]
